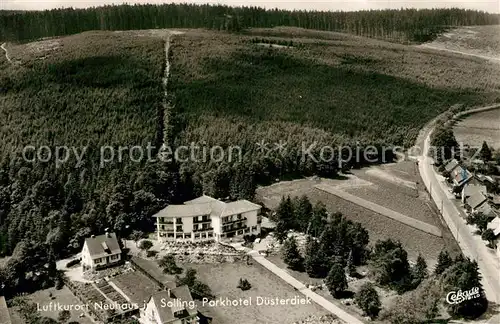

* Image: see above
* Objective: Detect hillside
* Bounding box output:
[0,26,500,270]
[0,30,177,259]
[167,28,500,194]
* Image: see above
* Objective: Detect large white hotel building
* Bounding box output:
[153,195,262,242]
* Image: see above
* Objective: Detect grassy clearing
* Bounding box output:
[267,254,397,323]
[421,25,500,60]
[256,162,462,264]
[183,261,328,324]
[453,108,500,150]
[16,286,93,324]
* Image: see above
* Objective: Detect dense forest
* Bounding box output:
[0,4,499,43]
[0,4,499,300]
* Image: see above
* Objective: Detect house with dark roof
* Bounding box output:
[81,232,122,271]
[461,184,487,204]
[466,191,488,213]
[140,286,199,324]
[153,195,262,242]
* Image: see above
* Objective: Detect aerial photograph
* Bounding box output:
[0,0,499,323]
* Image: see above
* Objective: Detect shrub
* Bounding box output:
[65,259,80,268]
[139,240,153,251]
[58,310,71,323]
[237,278,252,291]
[325,261,348,298]
[146,250,158,258]
[355,283,381,319]
[158,255,183,275]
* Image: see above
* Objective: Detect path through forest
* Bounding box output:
[1,42,12,63]
[419,43,500,64]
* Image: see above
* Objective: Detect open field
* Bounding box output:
[419,25,500,62]
[453,108,500,149]
[183,261,328,324]
[256,161,461,264]
[267,255,397,324]
[17,286,93,324]
[315,184,442,237]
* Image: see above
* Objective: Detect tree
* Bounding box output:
[282,236,304,271]
[237,278,251,291]
[139,240,153,251]
[325,261,348,298]
[58,310,71,323]
[369,239,410,290]
[158,254,183,275]
[308,201,328,237]
[274,196,294,242]
[434,250,453,275]
[381,279,441,324]
[479,141,492,161]
[177,268,214,300]
[130,230,145,247]
[430,126,458,164]
[304,236,329,278]
[441,257,488,319]
[355,283,381,319]
[481,228,496,247]
[346,250,357,277]
[293,195,312,232]
[466,212,489,233]
[410,254,428,288]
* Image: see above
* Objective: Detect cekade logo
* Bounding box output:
[446,287,481,304]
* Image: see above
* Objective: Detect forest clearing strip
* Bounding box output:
[314,184,443,237]
[418,44,500,64]
[1,43,12,63]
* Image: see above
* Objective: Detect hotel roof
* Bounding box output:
[154,196,261,218]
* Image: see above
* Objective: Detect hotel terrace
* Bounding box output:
[153,195,262,242]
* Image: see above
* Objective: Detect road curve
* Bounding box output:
[416,104,500,305]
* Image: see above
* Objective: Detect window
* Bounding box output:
[176,218,183,224]
[193,224,199,231]
[202,215,209,222]
[176,233,183,239]
[111,254,119,261]
[202,224,208,230]
[237,214,242,220]
[167,233,174,238]
[94,258,102,263]
[195,233,200,239]
[208,233,213,238]
[176,225,183,232]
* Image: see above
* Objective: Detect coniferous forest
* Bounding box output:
[0,4,499,43]
[0,3,499,301]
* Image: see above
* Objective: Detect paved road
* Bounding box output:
[231,244,365,324]
[315,184,442,237]
[417,105,500,305]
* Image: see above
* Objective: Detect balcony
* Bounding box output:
[222,223,247,233]
[222,217,247,225]
[193,227,214,233]
[193,218,212,224]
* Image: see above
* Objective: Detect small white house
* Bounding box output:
[140,286,199,324]
[81,232,122,271]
